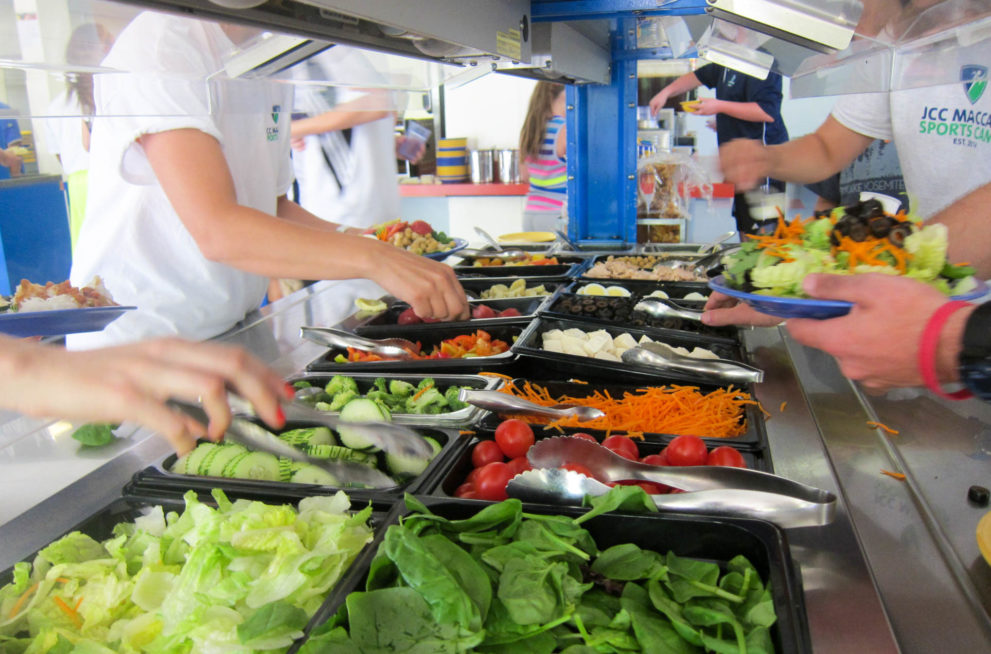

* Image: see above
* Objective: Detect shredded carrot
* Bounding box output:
[459,430,476,436]
[779,402,787,412]
[881,470,906,480]
[53,596,82,628]
[74,597,83,611]
[478,372,513,380]
[496,380,756,438]
[568,379,589,384]
[867,420,899,435]
[411,382,435,402]
[8,582,39,619]
[55,577,70,583]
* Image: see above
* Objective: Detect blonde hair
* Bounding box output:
[519,81,565,159]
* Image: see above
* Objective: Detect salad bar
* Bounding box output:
[0,236,990,653]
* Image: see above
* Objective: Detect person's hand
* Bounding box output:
[785,274,972,392]
[702,291,784,327]
[648,90,670,117]
[291,136,306,152]
[692,97,721,116]
[705,118,717,132]
[3,337,293,455]
[719,138,775,191]
[365,242,469,321]
[396,135,425,163]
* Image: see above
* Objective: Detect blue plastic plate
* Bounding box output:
[0,305,136,337]
[423,237,468,261]
[709,275,987,320]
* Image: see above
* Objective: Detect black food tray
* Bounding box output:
[475,377,766,448]
[451,254,588,279]
[458,277,570,300]
[543,292,738,344]
[514,316,750,387]
[305,322,524,374]
[297,496,810,654]
[351,296,545,336]
[580,254,711,284]
[435,427,770,500]
[129,422,461,502]
[564,279,711,307]
[286,372,502,428]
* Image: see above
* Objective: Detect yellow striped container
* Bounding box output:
[437,137,469,183]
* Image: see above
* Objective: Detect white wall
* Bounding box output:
[443,73,535,150]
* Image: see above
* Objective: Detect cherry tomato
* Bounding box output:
[397,307,422,325]
[465,466,484,486]
[641,453,669,467]
[498,307,522,317]
[666,435,708,467]
[460,490,479,499]
[471,304,497,319]
[471,440,504,468]
[602,435,639,461]
[568,432,597,442]
[454,482,475,497]
[475,462,514,501]
[561,462,594,478]
[707,446,746,468]
[494,419,535,459]
[506,456,532,476]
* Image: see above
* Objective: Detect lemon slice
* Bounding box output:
[578,284,606,296]
[978,511,991,566]
[605,286,631,297]
[647,290,669,299]
[354,297,387,313]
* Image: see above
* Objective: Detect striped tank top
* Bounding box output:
[524,115,567,214]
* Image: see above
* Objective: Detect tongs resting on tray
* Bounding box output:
[458,388,604,423]
[622,341,764,384]
[513,437,835,529]
[301,326,417,360]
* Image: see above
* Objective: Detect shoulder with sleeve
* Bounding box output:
[693,64,720,89]
[831,92,894,141]
[103,13,223,78]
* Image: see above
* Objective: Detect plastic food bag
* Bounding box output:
[637,150,712,220]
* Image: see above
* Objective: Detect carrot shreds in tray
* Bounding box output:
[779,402,787,412]
[881,470,906,480]
[459,430,476,436]
[497,380,755,438]
[867,420,899,435]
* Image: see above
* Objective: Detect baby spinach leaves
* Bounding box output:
[314,495,778,653]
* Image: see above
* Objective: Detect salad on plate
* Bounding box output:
[720,199,978,298]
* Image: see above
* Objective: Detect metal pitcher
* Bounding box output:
[496,148,521,183]
[469,149,494,184]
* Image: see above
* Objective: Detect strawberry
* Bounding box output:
[409,220,434,236]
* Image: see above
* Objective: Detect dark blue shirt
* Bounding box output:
[0,102,21,180]
[693,64,788,147]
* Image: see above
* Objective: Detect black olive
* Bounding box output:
[968,485,990,506]
[867,215,897,238]
[888,223,913,247]
[861,198,886,219]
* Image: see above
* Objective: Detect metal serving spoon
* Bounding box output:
[458,389,605,423]
[506,467,834,529]
[621,341,764,384]
[696,230,737,254]
[634,299,704,322]
[457,247,531,261]
[301,326,418,360]
[474,226,505,252]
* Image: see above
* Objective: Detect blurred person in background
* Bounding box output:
[0,101,23,179]
[519,81,567,233]
[649,63,788,235]
[44,23,115,252]
[70,11,467,350]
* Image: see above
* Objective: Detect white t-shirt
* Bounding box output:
[291,47,400,229]
[69,13,293,348]
[43,91,89,175]
[832,44,991,219]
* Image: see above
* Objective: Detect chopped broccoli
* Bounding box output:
[389,379,415,397]
[406,387,446,413]
[416,378,436,392]
[325,375,358,396]
[444,386,468,410]
[373,377,389,393]
[329,389,359,412]
[292,380,312,389]
[315,401,334,412]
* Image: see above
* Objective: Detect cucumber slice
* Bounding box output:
[423,437,442,456]
[222,451,249,478]
[198,442,228,476]
[171,453,189,474]
[306,427,335,447]
[384,451,431,479]
[229,452,281,481]
[278,428,314,446]
[307,444,377,466]
[277,457,295,482]
[205,444,248,478]
[181,443,215,476]
[291,464,341,486]
[337,398,390,452]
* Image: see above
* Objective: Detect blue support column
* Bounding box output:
[566,17,639,246]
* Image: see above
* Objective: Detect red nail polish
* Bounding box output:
[276,406,286,426]
[284,383,296,399]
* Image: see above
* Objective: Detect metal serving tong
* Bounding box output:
[518,437,836,528]
[634,299,704,323]
[458,389,605,423]
[224,393,435,461]
[301,326,417,360]
[621,341,765,384]
[166,398,398,488]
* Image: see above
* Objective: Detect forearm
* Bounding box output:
[716,100,773,123]
[927,183,991,279]
[764,117,873,184]
[664,72,702,98]
[0,149,20,170]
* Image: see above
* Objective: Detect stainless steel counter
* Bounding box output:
[2,278,989,652]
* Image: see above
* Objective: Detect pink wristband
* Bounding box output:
[918,301,973,400]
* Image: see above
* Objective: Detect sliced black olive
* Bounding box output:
[867,215,897,238]
[968,485,990,506]
[888,223,913,247]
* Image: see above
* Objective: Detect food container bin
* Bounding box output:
[542,290,738,344]
[451,254,589,279]
[580,253,711,285]
[306,322,524,374]
[513,316,749,386]
[435,426,771,501]
[565,279,711,306]
[459,277,568,301]
[129,421,464,502]
[296,497,811,654]
[0,490,392,653]
[286,372,504,428]
[348,297,548,336]
[474,376,767,448]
